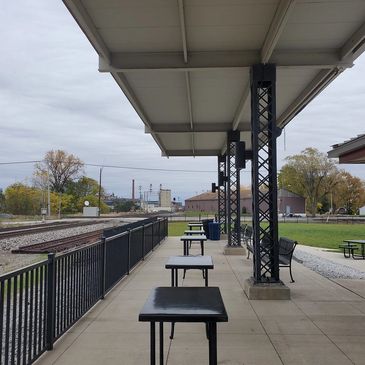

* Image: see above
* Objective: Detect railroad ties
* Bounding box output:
[0,220,108,239]
[12,230,103,254]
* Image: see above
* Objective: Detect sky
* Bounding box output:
[0,1,364,203]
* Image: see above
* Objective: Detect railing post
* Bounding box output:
[158,219,161,244]
[151,222,154,251]
[142,225,145,261]
[127,229,131,275]
[101,236,106,299]
[46,253,56,351]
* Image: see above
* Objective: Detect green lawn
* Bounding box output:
[168,222,365,250]
[168,222,189,236]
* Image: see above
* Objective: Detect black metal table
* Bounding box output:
[165,255,214,287]
[343,239,365,259]
[184,229,205,235]
[188,222,203,230]
[139,287,228,365]
[180,234,207,255]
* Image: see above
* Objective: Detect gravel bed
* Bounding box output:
[0,220,127,274]
[294,248,365,279]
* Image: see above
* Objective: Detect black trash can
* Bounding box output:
[201,219,214,238]
[208,222,220,240]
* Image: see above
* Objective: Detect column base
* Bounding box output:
[243,277,290,300]
[223,245,246,256]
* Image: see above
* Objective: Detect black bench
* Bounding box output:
[245,235,297,283]
[241,225,253,258]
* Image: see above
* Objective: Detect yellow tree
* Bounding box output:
[278,148,339,216]
[34,150,84,193]
[332,171,365,214]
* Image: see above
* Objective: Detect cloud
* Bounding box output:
[0,1,364,202]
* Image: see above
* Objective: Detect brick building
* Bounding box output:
[185,188,305,214]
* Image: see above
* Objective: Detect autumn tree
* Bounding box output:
[332,171,365,214]
[0,188,6,212]
[34,150,84,193]
[4,183,42,215]
[278,148,339,216]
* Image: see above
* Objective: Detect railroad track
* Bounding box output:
[0,220,109,239]
[12,230,103,254]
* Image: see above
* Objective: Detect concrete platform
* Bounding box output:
[35,237,365,365]
[223,245,246,256]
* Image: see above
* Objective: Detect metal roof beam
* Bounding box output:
[145,122,250,134]
[341,22,365,61]
[185,71,195,155]
[111,72,168,156]
[63,0,110,62]
[162,149,220,157]
[232,84,250,131]
[99,50,352,72]
[178,0,188,63]
[261,0,296,63]
[277,68,342,128]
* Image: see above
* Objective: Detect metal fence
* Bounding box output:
[0,217,168,365]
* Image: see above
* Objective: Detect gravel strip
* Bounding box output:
[294,248,365,279]
[0,221,125,251]
[0,220,129,274]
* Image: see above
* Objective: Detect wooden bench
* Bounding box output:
[245,235,297,283]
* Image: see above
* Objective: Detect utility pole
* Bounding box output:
[47,166,51,217]
[98,167,103,217]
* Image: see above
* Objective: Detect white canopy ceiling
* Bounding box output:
[63,0,365,156]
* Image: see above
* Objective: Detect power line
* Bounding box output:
[0,160,216,173]
[0,160,41,165]
[85,163,216,173]
[0,160,251,173]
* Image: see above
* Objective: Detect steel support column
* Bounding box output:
[251,64,280,283]
[226,131,241,247]
[217,155,227,234]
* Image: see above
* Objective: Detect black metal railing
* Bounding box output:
[0,217,168,365]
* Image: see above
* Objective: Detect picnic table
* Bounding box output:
[188,222,203,230]
[180,234,207,255]
[139,287,228,365]
[184,229,205,235]
[342,239,365,259]
[165,255,214,287]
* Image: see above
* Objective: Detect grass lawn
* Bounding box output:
[168,221,365,250]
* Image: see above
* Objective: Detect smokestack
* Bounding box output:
[132,179,135,200]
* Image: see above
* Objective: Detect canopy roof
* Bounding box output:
[63,0,365,157]
[328,134,365,164]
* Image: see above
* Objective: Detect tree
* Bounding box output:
[4,183,42,215]
[34,150,84,193]
[0,188,5,212]
[64,176,109,213]
[278,148,339,216]
[332,171,365,214]
[65,176,103,198]
[114,200,137,212]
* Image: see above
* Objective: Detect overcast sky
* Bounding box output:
[0,2,364,202]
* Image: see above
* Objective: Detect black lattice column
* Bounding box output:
[226,131,241,247]
[244,64,289,299]
[217,155,227,234]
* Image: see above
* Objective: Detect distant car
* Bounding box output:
[282,213,306,218]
